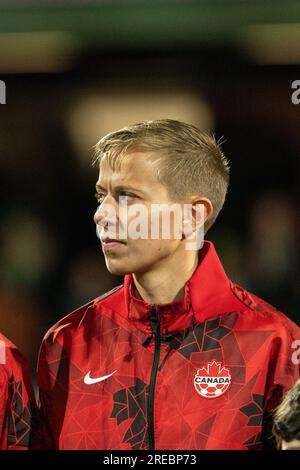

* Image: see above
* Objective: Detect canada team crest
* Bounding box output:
[194,360,231,399]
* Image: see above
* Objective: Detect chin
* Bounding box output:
[106,266,126,276]
[105,258,148,276]
[105,261,131,276]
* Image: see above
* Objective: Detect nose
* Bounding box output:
[93,204,103,225]
[93,196,118,228]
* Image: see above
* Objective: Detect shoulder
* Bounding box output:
[42,284,124,345]
[230,282,300,337]
[0,332,29,380]
[0,332,19,351]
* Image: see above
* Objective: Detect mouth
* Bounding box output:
[101,237,127,250]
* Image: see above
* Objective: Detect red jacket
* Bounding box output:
[0,333,36,450]
[37,241,300,450]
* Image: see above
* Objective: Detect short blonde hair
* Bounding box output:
[93,119,230,233]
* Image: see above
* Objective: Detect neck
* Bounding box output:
[132,250,199,304]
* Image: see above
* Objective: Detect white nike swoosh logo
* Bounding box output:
[84,370,117,385]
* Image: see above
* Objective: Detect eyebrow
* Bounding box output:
[95,183,148,196]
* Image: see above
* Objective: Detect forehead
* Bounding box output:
[97,151,159,186]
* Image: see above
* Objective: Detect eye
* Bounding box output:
[94,192,106,204]
[119,193,138,205]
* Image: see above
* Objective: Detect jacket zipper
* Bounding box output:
[147,305,161,450]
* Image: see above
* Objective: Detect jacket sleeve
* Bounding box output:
[0,367,9,448]
[36,332,69,450]
[0,346,38,450]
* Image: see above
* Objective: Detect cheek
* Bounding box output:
[124,238,168,261]
[104,238,179,276]
[134,238,178,257]
[123,202,184,243]
[151,209,184,241]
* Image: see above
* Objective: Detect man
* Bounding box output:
[273,379,300,450]
[0,332,36,449]
[37,119,300,449]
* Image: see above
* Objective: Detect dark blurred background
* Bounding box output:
[0,0,299,376]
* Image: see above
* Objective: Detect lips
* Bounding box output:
[101,237,126,244]
[101,237,127,252]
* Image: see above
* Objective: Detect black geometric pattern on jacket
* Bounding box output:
[240,394,264,426]
[7,374,35,448]
[157,312,239,360]
[111,378,150,450]
[243,432,263,450]
[241,394,265,449]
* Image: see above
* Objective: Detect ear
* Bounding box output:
[193,197,213,230]
[182,196,213,238]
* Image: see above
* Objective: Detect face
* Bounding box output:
[282,439,300,450]
[94,152,192,276]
